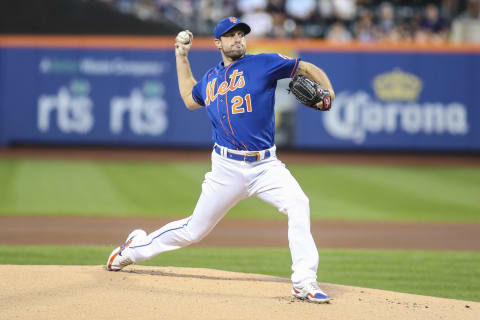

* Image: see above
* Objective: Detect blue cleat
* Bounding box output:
[292,282,330,303]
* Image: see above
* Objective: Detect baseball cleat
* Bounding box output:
[292,282,330,303]
[106,229,147,271]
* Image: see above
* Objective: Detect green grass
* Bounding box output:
[1,245,479,302]
[1,158,480,222]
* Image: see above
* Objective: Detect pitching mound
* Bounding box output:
[1,265,478,320]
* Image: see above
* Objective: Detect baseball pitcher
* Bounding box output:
[107,17,335,304]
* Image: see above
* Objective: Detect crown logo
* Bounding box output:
[373,68,422,102]
[229,17,238,23]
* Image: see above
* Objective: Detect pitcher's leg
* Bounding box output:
[127,157,247,262]
[252,161,319,286]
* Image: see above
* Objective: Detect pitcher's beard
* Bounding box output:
[223,46,246,61]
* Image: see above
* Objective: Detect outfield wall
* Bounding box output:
[0,36,479,151]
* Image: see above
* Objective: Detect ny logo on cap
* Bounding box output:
[229,17,238,23]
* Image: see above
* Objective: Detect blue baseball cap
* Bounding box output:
[214,17,251,39]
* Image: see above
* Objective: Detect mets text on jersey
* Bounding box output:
[204,69,245,106]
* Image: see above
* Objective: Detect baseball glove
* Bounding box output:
[288,75,332,111]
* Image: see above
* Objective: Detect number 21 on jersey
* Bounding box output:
[231,94,252,114]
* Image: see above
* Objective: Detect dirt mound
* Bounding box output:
[1,265,478,320]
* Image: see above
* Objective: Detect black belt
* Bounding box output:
[214,146,271,162]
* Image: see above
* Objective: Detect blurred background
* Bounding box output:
[0,0,479,151]
[2,0,480,42]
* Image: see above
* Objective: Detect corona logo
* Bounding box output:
[373,68,422,102]
[229,17,238,23]
[323,91,468,145]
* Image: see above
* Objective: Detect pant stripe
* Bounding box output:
[130,218,191,249]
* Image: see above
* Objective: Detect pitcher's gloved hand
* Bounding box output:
[288,75,332,111]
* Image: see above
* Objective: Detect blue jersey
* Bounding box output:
[192,53,299,151]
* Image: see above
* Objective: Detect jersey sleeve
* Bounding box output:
[191,81,205,107]
[262,53,300,81]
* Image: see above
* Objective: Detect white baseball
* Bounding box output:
[176,31,191,44]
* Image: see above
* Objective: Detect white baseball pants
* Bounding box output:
[126,146,319,286]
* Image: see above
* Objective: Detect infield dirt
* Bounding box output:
[1,265,478,320]
[2,216,480,250]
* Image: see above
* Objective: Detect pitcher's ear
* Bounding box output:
[214,38,222,50]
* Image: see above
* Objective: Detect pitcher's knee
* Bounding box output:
[287,193,310,212]
[184,227,209,245]
[300,194,310,208]
[284,193,311,225]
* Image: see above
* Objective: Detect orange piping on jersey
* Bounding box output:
[217,96,238,149]
[214,76,239,149]
[224,62,237,136]
[216,79,233,145]
[289,58,299,78]
[224,61,249,151]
